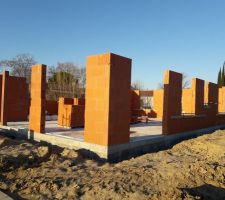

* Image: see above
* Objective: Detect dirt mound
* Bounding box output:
[0,130,224,199]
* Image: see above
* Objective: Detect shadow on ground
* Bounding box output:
[182,184,225,200]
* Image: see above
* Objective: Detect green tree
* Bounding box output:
[46,62,85,100]
[222,64,225,86]
[218,68,222,87]
[48,71,76,85]
[47,71,79,100]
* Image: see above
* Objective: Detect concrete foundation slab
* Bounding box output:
[7,118,162,141]
[1,119,224,162]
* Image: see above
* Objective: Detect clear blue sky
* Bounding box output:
[0,0,225,89]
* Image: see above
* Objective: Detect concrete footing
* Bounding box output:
[0,124,224,162]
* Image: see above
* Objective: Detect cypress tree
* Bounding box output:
[218,68,222,87]
[222,64,225,86]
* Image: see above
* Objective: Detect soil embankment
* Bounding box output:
[0,130,225,199]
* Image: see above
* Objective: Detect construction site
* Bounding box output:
[0,52,225,162]
[1,1,225,199]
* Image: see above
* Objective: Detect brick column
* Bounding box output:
[131,90,140,110]
[162,70,182,134]
[204,82,218,115]
[153,89,164,118]
[29,65,46,133]
[1,71,9,125]
[191,78,204,115]
[57,97,65,127]
[84,53,131,146]
[219,87,225,113]
[58,97,73,127]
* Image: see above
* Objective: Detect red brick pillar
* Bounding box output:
[1,71,9,125]
[219,87,225,113]
[57,97,65,127]
[84,53,131,146]
[162,70,182,134]
[204,82,218,115]
[130,90,141,122]
[29,65,46,133]
[191,78,204,115]
[131,90,140,110]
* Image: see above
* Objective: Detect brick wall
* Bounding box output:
[7,76,29,121]
[152,89,164,118]
[58,97,85,128]
[74,97,85,106]
[46,100,58,115]
[182,89,192,114]
[162,70,225,135]
[0,72,29,125]
[139,90,153,96]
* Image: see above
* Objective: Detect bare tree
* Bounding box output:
[157,73,190,89]
[157,82,164,89]
[56,62,80,78]
[0,54,36,83]
[47,65,56,80]
[132,80,144,90]
[182,74,191,89]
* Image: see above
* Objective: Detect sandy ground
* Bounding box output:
[0,130,225,200]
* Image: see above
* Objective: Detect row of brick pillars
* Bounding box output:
[28,53,132,146]
[162,70,221,135]
[2,53,225,146]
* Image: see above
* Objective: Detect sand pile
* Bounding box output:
[0,130,224,199]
